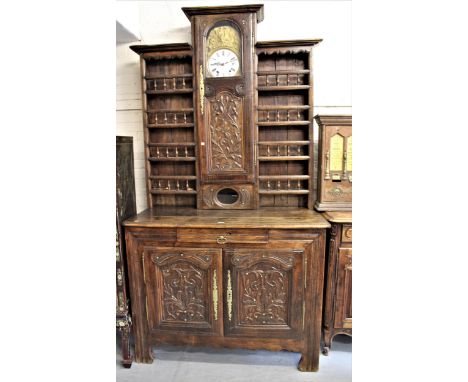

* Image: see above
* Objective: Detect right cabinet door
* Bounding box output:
[224,245,305,338]
[334,247,352,328]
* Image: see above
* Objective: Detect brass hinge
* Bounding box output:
[142,253,146,284]
[227,270,232,321]
[199,65,204,115]
[213,269,218,321]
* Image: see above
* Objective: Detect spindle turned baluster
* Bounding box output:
[182,77,186,88]
[277,146,281,156]
[267,146,271,156]
[287,145,290,156]
[287,110,290,121]
[277,180,281,190]
[297,109,301,120]
[265,75,269,86]
[165,148,169,157]
[183,113,187,124]
[176,180,180,190]
[266,111,270,122]
[175,147,179,157]
[287,74,290,85]
[184,147,188,157]
[297,180,301,189]
[163,78,167,90]
[155,113,158,124]
[154,80,157,90]
[173,77,176,89]
[157,180,162,189]
[164,113,168,124]
[287,180,291,189]
[173,113,177,124]
[165,180,171,190]
[276,110,280,121]
[267,180,271,190]
[156,147,160,157]
[186,179,193,191]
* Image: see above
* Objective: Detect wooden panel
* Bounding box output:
[334,247,352,329]
[224,245,305,338]
[143,246,222,334]
[177,228,268,244]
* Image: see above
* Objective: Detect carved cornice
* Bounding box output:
[256,39,322,55]
[314,115,352,127]
[130,43,192,55]
[182,4,264,23]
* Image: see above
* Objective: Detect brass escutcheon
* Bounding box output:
[216,235,228,245]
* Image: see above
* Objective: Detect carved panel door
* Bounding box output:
[334,247,352,329]
[143,247,223,334]
[224,246,305,338]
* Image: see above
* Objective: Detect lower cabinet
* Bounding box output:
[125,226,327,372]
[322,220,352,355]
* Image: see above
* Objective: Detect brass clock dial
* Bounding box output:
[208,48,240,77]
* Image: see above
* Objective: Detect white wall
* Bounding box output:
[116,0,351,212]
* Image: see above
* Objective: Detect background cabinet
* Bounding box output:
[116,136,137,368]
[321,212,352,355]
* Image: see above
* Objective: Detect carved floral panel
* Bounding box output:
[238,262,290,325]
[208,91,244,172]
[161,262,208,323]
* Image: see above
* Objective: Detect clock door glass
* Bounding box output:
[208,49,240,77]
[206,23,242,78]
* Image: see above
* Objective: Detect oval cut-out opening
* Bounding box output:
[216,188,239,205]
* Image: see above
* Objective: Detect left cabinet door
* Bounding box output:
[142,247,223,334]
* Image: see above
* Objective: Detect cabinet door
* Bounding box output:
[143,247,222,334]
[334,247,352,329]
[224,246,305,338]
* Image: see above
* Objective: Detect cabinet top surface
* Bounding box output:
[322,211,352,223]
[123,207,330,229]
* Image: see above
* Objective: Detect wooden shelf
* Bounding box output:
[147,142,196,147]
[258,140,310,146]
[259,156,310,161]
[149,175,197,180]
[147,108,194,113]
[150,189,197,195]
[259,190,310,195]
[257,105,309,110]
[148,157,196,162]
[257,85,309,91]
[147,123,194,128]
[259,175,309,180]
[145,73,193,79]
[257,121,311,126]
[257,70,310,76]
[146,89,194,95]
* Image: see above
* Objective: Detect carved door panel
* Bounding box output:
[143,247,223,334]
[224,246,305,338]
[334,247,352,329]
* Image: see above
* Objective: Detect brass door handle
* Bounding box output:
[216,235,228,244]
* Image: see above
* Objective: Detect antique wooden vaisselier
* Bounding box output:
[124,4,331,372]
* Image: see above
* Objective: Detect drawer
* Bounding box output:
[341,224,352,243]
[177,228,268,244]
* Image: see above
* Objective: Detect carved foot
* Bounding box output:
[298,354,319,372]
[135,346,154,364]
[122,360,132,369]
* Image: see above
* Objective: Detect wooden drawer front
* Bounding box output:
[177,228,268,245]
[341,224,352,243]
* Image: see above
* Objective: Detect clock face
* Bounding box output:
[208,49,240,78]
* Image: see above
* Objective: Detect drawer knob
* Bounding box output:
[216,235,228,244]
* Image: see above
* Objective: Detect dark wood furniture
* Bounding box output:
[314,115,352,211]
[123,208,330,371]
[321,211,352,355]
[116,136,137,368]
[126,3,328,373]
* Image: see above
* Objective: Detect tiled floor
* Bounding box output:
[116,335,351,382]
